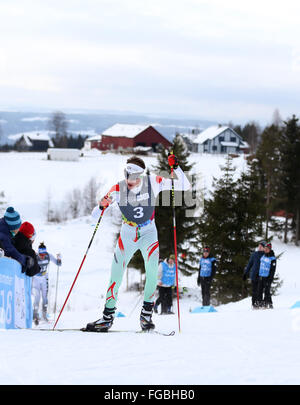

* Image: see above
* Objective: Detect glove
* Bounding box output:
[197,276,201,286]
[57,253,62,266]
[99,194,112,210]
[168,153,178,169]
[22,256,34,273]
[243,273,247,281]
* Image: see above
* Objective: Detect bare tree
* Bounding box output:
[48,111,69,148]
[272,108,283,127]
[83,177,102,215]
[66,188,83,219]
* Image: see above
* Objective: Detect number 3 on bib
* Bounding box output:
[133,207,144,219]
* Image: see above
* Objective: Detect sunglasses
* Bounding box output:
[124,169,143,181]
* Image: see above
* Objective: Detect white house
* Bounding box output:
[193,126,249,154]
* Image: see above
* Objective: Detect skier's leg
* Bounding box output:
[105,229,137,310]
[41,275,49,320]
[32,277,41,322]
[139,225,159,329]
[86,226,138,332]
[140,230,159,305]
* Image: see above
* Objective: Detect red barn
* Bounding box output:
[95,123,172,152]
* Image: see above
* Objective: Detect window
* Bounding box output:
[219,136,224,142]
[230,137,236,142]
[212,145,217,151]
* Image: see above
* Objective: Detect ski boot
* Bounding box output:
[42,306,49,322]
[85,307,115,332]
[140,301,155,331]
[33,310,39,326]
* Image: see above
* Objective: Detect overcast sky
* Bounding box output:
[1,0,300,125]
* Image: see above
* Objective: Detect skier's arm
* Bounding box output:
[49,253,62,266]
[92,184,120,218]
[150,167,191,198]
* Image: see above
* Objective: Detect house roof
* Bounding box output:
[102,123,151,138]
[9,131,54,147]
[193,125,231,144]
[86,135,102,142]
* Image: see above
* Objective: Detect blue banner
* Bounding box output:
[0,257,32,329]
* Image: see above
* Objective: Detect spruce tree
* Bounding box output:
[194,156,264,304]
[280,115,300,244]
[255,124,282,240]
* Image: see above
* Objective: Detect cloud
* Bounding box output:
[0,0,300,123]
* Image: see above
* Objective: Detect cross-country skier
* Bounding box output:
[32,242,62,325]
[197,246,216,306]
[85,154,191,332]
[257,242,276,309]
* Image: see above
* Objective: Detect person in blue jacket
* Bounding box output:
[257,243,276,309]
[243,241,266,309]
[197,246,216,306]
[154,254,176,314]
[0,207,27,269]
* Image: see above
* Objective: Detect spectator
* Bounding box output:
[257,243,276,309]
[32,242,62,325]
[0,207,27,269]
[13,221,40,277]
[197,246,216,306]
[154,254,176,315]
[243,241,266,309]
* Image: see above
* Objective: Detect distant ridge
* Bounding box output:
[0,110,216,144]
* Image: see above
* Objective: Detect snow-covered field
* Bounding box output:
[0,151,300,385]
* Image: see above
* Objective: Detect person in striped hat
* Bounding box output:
[0,207,27,268]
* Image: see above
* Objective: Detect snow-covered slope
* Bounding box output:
[0,151,299,385]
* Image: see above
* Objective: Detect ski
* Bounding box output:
[30,327,175,336]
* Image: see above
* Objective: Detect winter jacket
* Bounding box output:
[12,231,40,277]
[197,254,216,284]
[259,250,276,280]
[0,217,26,267]
[158,260,176,287]
[244,250,264,281]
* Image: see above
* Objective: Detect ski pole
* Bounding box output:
[128,293,143,318]
[170,150,181,333]
[53,208,106,330]
[53,255,61,324]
